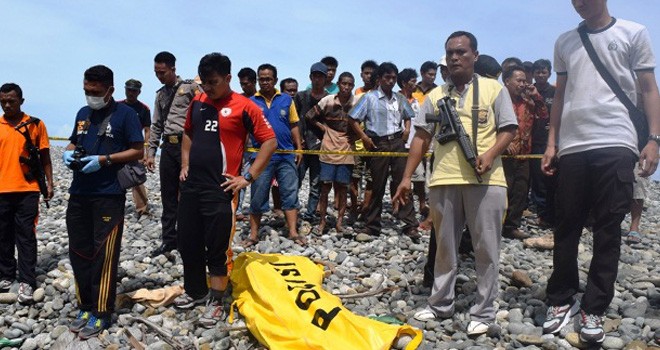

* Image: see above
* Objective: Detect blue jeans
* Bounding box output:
[250,157,299,214]
[298,154,321,218]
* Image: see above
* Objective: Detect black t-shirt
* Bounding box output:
[120,100,151,128]
[531,83,556,148]
[294,90,327,150]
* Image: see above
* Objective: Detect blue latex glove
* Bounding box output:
[62,150,75,167]
[80,156,102,174]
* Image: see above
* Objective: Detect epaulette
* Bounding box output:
[181,79,196,85]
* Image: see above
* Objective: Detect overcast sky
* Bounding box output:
[2,1,659,176]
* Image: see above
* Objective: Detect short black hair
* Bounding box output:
[154,51,176,67]
[280,78,298,90]
[257,63,278,79]
[198,52,231,78]
[0,83,23,99]
[321,56,338,68]
[445,31,478,51]
[475,54,502,79]
[522,61,534,72]
[501,57,523,68]
[361,60,378,72]
[532,59,552,72]
[502,65,525,82]
[337,72,355,83]
[84,65,114,88]
[420,61,438,74]
[238,67,257,83]
[397,68,418,89]
[377,62,398,78]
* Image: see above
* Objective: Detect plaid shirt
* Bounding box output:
[348,86,415,137]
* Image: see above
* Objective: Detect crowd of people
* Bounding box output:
[0,0,658,345]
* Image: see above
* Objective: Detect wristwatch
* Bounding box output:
[105,154,112,166]
[649,134,660,145]
[243,172,254,183]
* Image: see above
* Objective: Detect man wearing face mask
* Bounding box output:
[146,51,201,257]
[62,65,144,339]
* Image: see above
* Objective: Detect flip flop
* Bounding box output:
[241,237,259,249]
[289,235,307,246]
[625,231,643,244]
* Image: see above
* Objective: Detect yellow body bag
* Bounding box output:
[229,252,423,350]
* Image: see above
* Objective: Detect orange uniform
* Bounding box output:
[0,114,50,193]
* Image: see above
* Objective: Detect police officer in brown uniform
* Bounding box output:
[146,51,201,257]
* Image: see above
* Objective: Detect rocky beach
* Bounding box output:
[1,146,659,350]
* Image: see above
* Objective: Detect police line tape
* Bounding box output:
[245,148,543,159]
[47,136,542,159]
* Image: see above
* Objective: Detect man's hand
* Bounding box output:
[638,141,659,177]
[221,174,250,194]
[295,150,303,165]
[146,156,156,172]
[46,183,54,201]
[541,146,558,176]
[475,151,496,175]
[402,130,410,143]
[80,156,102,174]
[361,136,376,151]
[392,178,412,213]
[179,165,189,182]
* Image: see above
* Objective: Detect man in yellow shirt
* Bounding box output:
[394,31,517,336]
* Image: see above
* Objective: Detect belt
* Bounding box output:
[163,134,182,144]
[371,131,403,141]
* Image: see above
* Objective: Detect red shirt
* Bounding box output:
[510,93,548,155]
[184,92,274,191]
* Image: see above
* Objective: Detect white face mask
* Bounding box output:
[86,95,108,110]
[85,87,112,110]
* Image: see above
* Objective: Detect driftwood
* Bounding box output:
[124,315,197,350]
[122,327,145,350]
[336,285,399,299]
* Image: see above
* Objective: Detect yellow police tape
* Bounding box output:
[47,137,542,159]
[246,147,543,159]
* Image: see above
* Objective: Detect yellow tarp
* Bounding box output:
[229,252,423,350]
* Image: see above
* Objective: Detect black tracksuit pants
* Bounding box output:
[0,192,39,287]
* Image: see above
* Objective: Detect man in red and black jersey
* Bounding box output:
[174,53,276,327]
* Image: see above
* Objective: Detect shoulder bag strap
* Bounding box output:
[161,81,182,122]
[471,74,479,155]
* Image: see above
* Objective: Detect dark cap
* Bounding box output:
[475,55,502,79]
[310,62,328,76]
[125,79,142,90]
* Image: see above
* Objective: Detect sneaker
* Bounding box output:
[578,310,605,343]
[0,279,12,292]
[78,315,111,340]
[69,310,92,333]
[542,299,580,334]
[17,282,33,304]
[198,298,226,328]
[174,291,210,309]
[467,320,491,336]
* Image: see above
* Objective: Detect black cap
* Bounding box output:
[125,79,142,90]
[310,62,328,76]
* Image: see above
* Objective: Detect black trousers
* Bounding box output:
[0,192,39,287]
[546,147,635,315]
[67,194,125,316]
[177,185,235,298]
[503,158,530,231]
[160,142,181,247]
[530,144,557,224]
[366,136,417,234]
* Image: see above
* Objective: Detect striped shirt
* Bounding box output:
[348,86,415,137]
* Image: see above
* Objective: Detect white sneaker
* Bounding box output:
[467,320,490,335]
[413,308,437,321]
[17,282,34,304]
[0,279,12,292]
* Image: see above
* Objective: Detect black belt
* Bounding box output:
[163,134,182,144]
[371,131,402,142]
